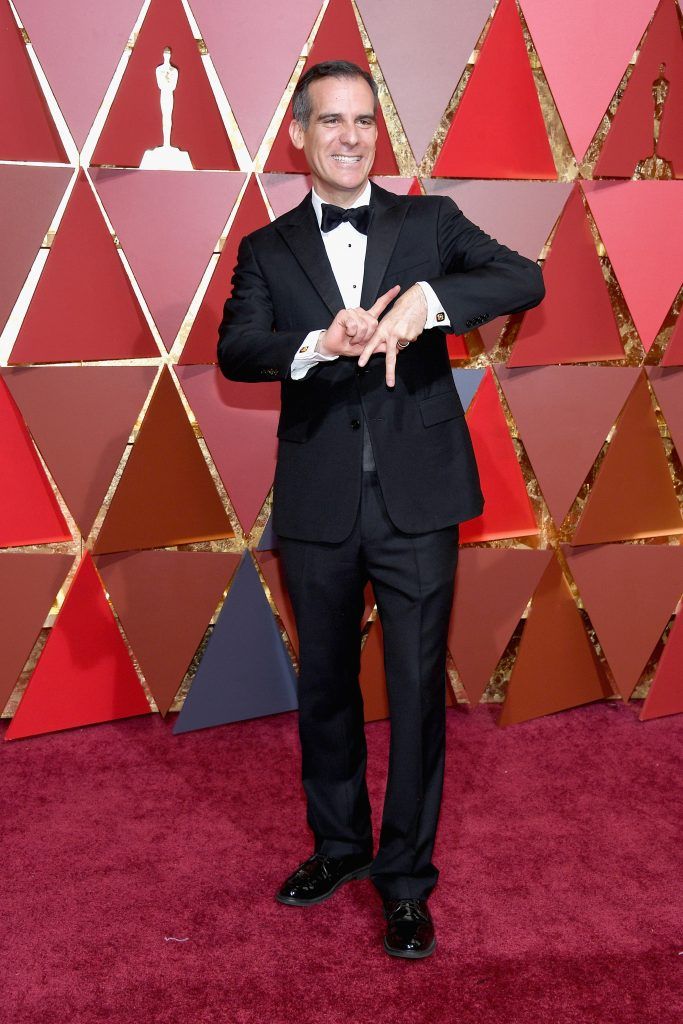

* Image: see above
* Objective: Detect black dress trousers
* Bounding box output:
[277,418,460,900]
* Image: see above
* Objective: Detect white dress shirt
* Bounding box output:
[290,182,451,380]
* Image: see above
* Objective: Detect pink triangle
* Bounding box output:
[496,366,640,525]
[190,0,322,157]
[91,169,245,351]
[1,366,156,538]
[357,0,494,163]
[0,164,72,335]
[519,0,658,161]
[647,368,683,461]
[583,180,683,352]
[175,366,279,535]
[13,0,143,150]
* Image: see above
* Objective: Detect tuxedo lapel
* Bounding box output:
[360,182,409,310]
[275,194,345,318]
[274,181,409,317]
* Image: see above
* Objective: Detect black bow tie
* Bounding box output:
[320,202,370,235]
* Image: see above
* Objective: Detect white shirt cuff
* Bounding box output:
[417,281,451,331]
[290,330,339,380]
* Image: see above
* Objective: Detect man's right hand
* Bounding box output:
[315,285,401,357]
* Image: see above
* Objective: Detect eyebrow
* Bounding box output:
[316,111,376,121]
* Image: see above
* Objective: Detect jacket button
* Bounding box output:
[351,418,361,430]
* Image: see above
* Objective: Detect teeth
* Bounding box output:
[332,156,361,163]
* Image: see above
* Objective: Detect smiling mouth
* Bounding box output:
[331,155,362,164]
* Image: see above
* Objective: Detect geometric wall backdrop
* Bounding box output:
[2,0,682,738]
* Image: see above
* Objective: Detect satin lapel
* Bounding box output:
[275,195,345,318]
[360,182,409,310]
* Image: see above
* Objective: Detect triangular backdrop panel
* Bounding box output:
[519,0,658,162]
[447,549,553,706]
[93,367,233,554]
[357,0,494,164]
[173,553,298,734]
[498,556,613,727]
[460,368,538,543]
[5,551,151,741]
[90,0,238,169]
[647,367,683,460]
[0,0,66,161]
[263,0,399,175]
[176,366,279,536]
[256,514,279,552]
[564,543,683,701]
[254,550,298,656]
[91,168,245,351]
[95,550,241,716]
[0,378,71,548]
[9,170,158,364]
[594,0,683,178]
[0,553,73,714]
[662,310,683,366]
[582,180,683,351]
[640,611,683,720]
[0,164,72,336]
[507,186,625,366]
[452,368,486,413]
[572,371,682,544]
[1,366,156,539]
[496,366,640,525]
[190,0,322,158]
[14,0,143,150]
[180,176,271,364]
[433,0,555,179]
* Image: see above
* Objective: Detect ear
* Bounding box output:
[288,119,305,151]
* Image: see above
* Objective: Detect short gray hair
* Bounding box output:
[292,60,378,131]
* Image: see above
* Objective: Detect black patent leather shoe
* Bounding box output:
[382,898,436,958]
[275,851,373,906]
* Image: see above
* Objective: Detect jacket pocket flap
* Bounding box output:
[419,391,464,427]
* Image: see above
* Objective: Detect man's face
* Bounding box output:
[289,75,378,206]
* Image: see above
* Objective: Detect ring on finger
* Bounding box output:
[396,339,410,350]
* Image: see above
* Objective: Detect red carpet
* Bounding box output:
[2,701,681,1023]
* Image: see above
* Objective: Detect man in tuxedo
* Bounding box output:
[217,60,545,959]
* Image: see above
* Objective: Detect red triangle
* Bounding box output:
[264,0,399,174]
[5,552,150,740]
[176,366,279,535]
[0,553,74,714]
[95,550,241,716]
[647,367,683,461]
[9,171,158,364]
[448,548,553,705]
[2,366,157,538]
[564,543,683,701]
[662,311,683,366]
[460,368,538,542]
[433,0,556,179]
[91,0,237,170]
[0,1,66,162]
[595,0,683,178]
[496,366,640,525]
[640,610,683,720]
[507,187,625,366]
[92,367,233,554]
[498,556,613,727]
[572,372,683,544]
[0,378,70,547]
[180,176,271,364]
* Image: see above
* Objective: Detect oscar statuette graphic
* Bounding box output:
[635,62,673,180]
[140,46,193,169]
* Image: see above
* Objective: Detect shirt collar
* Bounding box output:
[311,180,371,229]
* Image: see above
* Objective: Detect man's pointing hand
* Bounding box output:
[315,285,401,358]
[357,283,428,388]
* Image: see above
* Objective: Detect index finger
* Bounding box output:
[368,284,400,319]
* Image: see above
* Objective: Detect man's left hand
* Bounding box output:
[357,284,428,387]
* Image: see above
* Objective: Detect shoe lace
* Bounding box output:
[387,898,429,923]
[294,852,334,881]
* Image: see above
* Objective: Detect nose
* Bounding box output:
[339,120,359,147]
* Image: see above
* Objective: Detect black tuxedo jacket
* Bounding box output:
[217,181,545,542]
